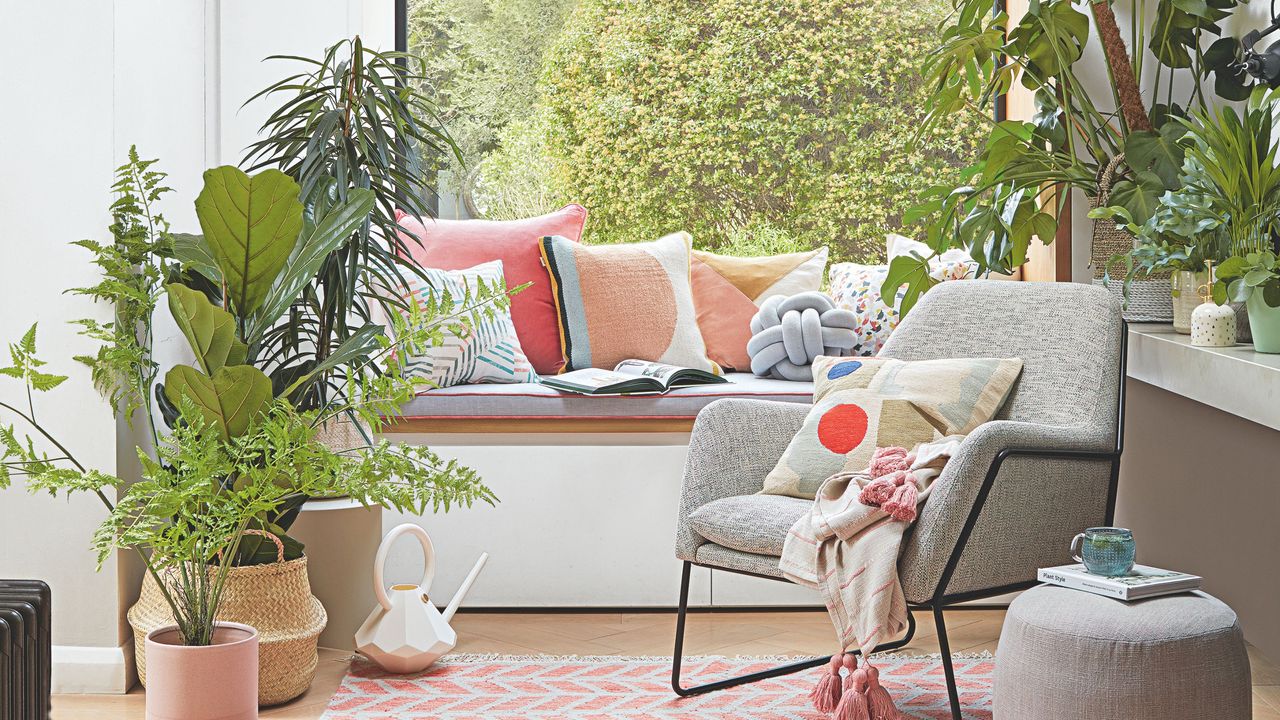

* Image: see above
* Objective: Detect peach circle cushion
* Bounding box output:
[394,205,588,375]
[690,257,759,371]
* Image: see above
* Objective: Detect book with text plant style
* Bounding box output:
[1037,563,1202,601]
[540,359,728,396]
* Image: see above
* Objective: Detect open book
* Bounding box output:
[541,360,728,396]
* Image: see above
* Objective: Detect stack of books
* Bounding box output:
[1037,563,1202,601]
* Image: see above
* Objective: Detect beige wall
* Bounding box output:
[1115,380,1280,662]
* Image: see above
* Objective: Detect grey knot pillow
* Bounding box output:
[747,292,857,380]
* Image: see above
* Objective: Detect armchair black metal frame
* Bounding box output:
[672,327,1128,720]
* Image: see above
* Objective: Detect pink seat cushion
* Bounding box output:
[394,205,588,375]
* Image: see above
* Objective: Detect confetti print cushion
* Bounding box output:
[395,260,536,389]
[761,355,1022,498]
[829,261,974,357]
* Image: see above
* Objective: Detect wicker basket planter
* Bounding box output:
[1090,154,1174,322]
[127,533,327,707]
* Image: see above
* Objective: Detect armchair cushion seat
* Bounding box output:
[687,495,811,557]
[694,543,787,579]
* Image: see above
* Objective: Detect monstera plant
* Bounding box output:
[892,0,1259,315]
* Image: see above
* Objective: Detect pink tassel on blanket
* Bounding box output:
[834,667,872,720]
[859,447,915,509]
[863,664,906,720]
[868,446,911,477]
[881,481,919,522]
[809,654,846,713]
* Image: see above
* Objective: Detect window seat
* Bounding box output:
[384,372,814,433]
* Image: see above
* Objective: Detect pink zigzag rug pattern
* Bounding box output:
[322,654,994,719]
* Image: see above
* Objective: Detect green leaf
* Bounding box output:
[163,364,272,439]
[167,284,239,374]
[1107,171,1166,226]
[1204,38,1253,102]
[1244,268,1274,287]
[281,324,385,399]
[1215,255,1247,279]
[1264,282,1280,308]
[1124,126,1186,189]
[195,166,304,315]
[171,233,223,284]
[879,254,937,319]
[246,187,376,343]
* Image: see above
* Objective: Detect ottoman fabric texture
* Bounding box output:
[995,585,1250,719]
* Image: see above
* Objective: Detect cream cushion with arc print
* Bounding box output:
[761,354,1023,498]
[540,231,720,373]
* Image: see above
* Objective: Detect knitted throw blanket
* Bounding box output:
[778,437,964,719]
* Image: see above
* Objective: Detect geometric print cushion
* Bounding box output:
[540,232,721,374]
[396,260,536,389]
[828,261,975,357]
[761,355,1022,498]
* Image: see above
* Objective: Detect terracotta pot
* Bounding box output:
[144,622,259,720]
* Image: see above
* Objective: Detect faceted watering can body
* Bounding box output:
[354,523,488,673]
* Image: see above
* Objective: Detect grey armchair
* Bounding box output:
[671,281,1127,720]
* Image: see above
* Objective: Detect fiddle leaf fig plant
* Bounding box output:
[0,148,501,646]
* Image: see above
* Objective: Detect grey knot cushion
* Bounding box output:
[747,292,856,380]
[994,585,1250,719]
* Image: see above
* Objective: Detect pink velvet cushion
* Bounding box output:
[394,205,588,375]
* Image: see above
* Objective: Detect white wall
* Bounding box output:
[0,0,394,693]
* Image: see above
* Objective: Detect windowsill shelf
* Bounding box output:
[1127,323,1280,433]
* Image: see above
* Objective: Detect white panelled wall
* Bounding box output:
[0,0,394,693]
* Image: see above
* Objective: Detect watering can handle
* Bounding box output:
[373,523,437,611]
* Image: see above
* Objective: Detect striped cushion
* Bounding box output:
[398,260,536,388]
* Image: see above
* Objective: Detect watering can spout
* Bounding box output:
[442,552,488,623]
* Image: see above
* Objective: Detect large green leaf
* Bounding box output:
[246,187,376,343]
[880,254,938,318]
[167,283,242,374]
[171,233,223,284]
[1124,126,1186,189]
[1107,171,1166,226]
[195,166,304,316]
[163,364,272,439]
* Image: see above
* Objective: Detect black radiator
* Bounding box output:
[0,580,50,720]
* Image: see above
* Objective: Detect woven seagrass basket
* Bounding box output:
[127,531,327,706]
[1090,153,1173,322]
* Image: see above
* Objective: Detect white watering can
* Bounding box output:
[354,523,488,673]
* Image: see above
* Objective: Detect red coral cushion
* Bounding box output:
[394,205,588,375]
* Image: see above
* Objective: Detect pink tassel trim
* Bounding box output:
[809,655,845,713]
[863,664,905,720]
[881,482,919,522]
[859,446,920,522]
[834,667,871,720]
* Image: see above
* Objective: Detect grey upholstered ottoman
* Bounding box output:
[994,585,1250,719]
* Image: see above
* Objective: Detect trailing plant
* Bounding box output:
[242,37,475,409]
[896,0,1257,316]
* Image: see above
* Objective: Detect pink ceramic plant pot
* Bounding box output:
[144,622,259,720]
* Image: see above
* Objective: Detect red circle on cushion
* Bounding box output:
[817,403,869,455]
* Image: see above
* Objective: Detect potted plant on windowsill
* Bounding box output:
[891,0,1259,318]
[1215,251,1280,352]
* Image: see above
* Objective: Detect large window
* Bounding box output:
[400,0,985,264]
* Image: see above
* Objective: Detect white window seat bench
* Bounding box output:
[384,372,814,434]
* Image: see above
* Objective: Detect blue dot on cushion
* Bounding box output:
[827,360,862,380]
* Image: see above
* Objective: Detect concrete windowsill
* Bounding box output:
[1127,323,1280,432]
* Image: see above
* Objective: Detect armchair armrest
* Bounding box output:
[675,398,810,561]
[900,420,1120,603]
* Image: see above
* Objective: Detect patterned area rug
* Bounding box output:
[322,654,994,719]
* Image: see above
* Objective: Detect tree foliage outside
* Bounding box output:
[409,0,985,262]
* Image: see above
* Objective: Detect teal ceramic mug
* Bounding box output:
[1070,527,1135,576]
